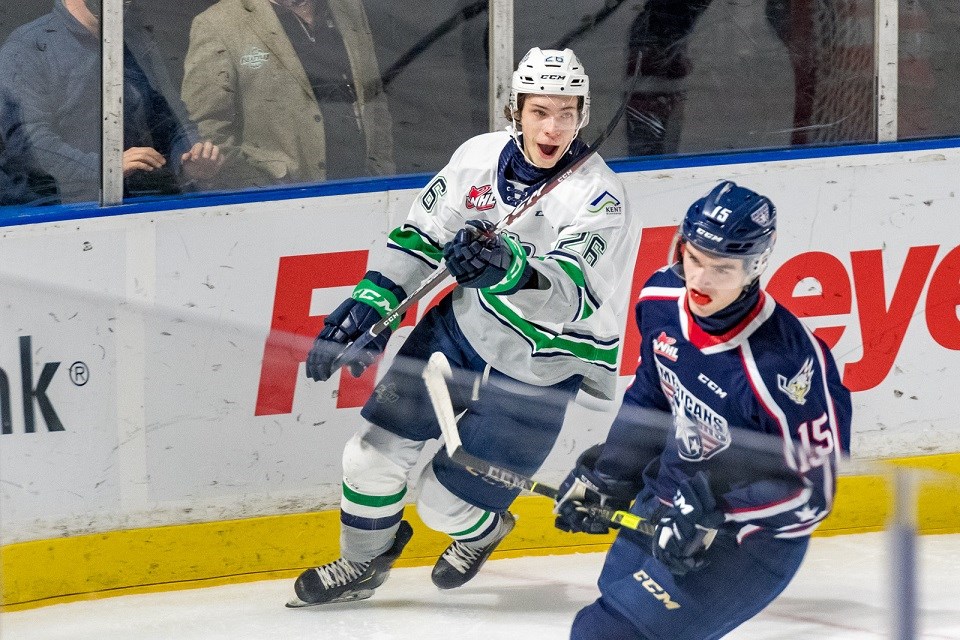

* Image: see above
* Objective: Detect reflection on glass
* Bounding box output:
[366,0,489,175]
[517,0,880,160]
[629,0,881,153]
[180,0,394,191]
[784,0,877,145]
[899,0,960,140]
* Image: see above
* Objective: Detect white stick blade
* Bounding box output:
[422,352,461,456]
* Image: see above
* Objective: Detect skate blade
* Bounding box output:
[285,589,375,608]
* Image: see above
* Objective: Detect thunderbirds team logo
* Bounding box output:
[656,363,731,461]
[652,331,679,361]
[587,191,622,215]
[778,357,815,405]
[465,185,496,211]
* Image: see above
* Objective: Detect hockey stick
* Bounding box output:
[330,62,644,374]
[421,351,655,536]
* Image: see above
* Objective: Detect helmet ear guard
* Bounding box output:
[668,233,686,277]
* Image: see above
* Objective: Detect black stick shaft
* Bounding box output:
[449,446,655,536]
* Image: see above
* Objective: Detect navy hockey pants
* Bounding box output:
[571,506,808,639]
[362,295,581,513]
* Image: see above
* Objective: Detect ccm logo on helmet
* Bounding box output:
[696,228,723,242]
[540,74,567,80]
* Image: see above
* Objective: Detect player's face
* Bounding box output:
[519,95,581,168]
[681,243,750,317]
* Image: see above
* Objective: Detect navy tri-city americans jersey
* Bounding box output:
[603,267,852,543]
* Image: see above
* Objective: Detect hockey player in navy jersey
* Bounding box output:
[288,47,642,606]
[555,181,852,639]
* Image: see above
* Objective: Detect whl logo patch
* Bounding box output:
[653,331,679,361]
[465,185,496,211]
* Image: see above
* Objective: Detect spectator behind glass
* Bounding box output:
[0,90,60,206]
[0,0,223,204]
[181,0,394,190]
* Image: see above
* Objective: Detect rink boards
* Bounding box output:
[2,144,960,607]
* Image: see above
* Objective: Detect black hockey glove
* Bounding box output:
[554,444,636,535]
[443,219,533,292]
[305,271,406,382]
[652,471,724,576]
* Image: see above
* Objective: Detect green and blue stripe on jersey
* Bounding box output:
[484,234,529,294]
[544,248,603,322]
[387,223,444,269]
[476,288,619,372]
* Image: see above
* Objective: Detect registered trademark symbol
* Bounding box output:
[69,361,89,386]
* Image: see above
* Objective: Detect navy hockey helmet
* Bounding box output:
[671,181,777,284]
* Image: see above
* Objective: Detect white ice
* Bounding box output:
[4,533,959,640]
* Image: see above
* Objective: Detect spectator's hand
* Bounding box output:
[122,146,166,176]
[181,140,224,181]
[652,471,723,576]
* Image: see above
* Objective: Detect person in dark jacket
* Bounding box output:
[0,91,59,206]
[0,0,222,204]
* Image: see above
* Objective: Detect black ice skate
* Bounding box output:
[286,520,414,607]
[431,511,516,590]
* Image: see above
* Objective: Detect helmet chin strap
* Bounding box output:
[508,121,525,155]
[507,121,546,168]
[508,120,584,169]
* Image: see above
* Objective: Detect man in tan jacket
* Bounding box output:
[182,0,394,190]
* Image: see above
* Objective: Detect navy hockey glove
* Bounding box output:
[305,271,406,382]
[443,219,533,292]
[554,444,636,535]
[653,471,724,576]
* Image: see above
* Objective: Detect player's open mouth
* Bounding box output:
[537,144,560,159]
[690,289,713,306]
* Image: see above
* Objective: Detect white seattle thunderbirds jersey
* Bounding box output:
[372,131,642,399]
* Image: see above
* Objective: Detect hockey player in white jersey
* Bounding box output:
[289,47,643,606]
[554,181,852,639]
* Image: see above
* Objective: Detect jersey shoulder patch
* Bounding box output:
[586,190,623,215]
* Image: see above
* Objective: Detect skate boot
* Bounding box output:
[287,520,414,607]
[431,511,516,590]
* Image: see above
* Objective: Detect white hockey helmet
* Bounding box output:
[510,47,590,128]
